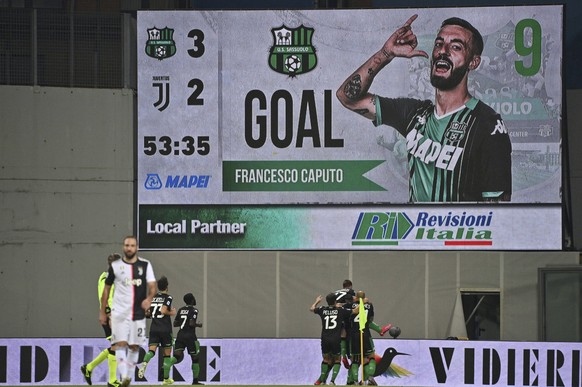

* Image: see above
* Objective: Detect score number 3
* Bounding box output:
[187,29,205,106]
[514,18,542,77]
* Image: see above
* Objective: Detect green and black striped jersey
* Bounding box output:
[375,97,512,202]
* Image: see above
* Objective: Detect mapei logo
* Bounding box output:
[268,25,317,77]
[145,174,211,190]
[352,212,414,246]
[145,173,163,190]
[145,27,176,60]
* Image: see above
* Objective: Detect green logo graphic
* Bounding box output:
[352,212,414,246]
[269,25,317,76]
[145,27,176,60]
[445,121,467,142]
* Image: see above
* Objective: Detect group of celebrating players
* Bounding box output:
[311,280,395,385]
[82,248,394,386]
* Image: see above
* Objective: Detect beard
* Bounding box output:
[124,251,136,259]
[430,55,470,91]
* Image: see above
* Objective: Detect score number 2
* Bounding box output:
[514,18,542,77]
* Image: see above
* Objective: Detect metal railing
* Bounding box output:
[0,8,134,89]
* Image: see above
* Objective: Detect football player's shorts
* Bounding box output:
[110,315,146,346]
[148,330,173,348]
[321,337,341,356]
[174,332,199,355]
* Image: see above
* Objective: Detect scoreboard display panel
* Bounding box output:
[137,6,563,250]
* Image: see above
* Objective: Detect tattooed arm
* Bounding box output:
[336,14,428,120]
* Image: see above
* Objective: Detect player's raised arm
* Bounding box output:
[336,14,428,120]
[310,295,323,312]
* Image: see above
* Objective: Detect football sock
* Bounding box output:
[171,351,183,366]
[322,364,332,381]
[143,350,155,365]
[126,348,140,379]
[192,362,200,380]
[349,363,359,383]
[87,348,109,371]
[116,347,128,380]
[163,356,173,379]
[369,322,381,334]
[330,363,341,382]
[107,350,118,383]
[319,361,329,383]
[364,359,376,380]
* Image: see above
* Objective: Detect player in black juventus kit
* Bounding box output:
[337,15,511,202]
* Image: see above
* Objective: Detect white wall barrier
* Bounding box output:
[0,338,581,386]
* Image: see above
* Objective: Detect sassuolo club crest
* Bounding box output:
[145,27,176,60]
[269,25,317,76]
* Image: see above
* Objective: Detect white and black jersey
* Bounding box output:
[105,257,156,321]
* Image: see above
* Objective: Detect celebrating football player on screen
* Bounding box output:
[337,15,512,203]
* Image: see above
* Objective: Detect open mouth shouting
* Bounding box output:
[433,55,453,74]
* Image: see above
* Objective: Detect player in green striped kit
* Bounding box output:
[337,14,512,202]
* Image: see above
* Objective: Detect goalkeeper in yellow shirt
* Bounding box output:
[81,253,121,387]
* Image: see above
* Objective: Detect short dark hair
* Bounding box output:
[441,17,484,56]
[326,293,336,306]
[343,279,353,288]
[107,253,121,266]
[184,293,196,305]
[157,276,169,291]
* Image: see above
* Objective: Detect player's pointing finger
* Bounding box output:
[403,14,418,27]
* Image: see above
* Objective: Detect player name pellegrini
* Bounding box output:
[146,219,246,234]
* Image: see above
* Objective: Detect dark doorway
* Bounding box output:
[461,291,500,340]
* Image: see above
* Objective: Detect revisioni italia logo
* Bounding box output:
[352,211,494,247]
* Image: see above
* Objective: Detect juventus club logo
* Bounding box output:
[152,75,170,111]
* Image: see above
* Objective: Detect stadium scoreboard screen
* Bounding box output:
[137,6,563,250]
